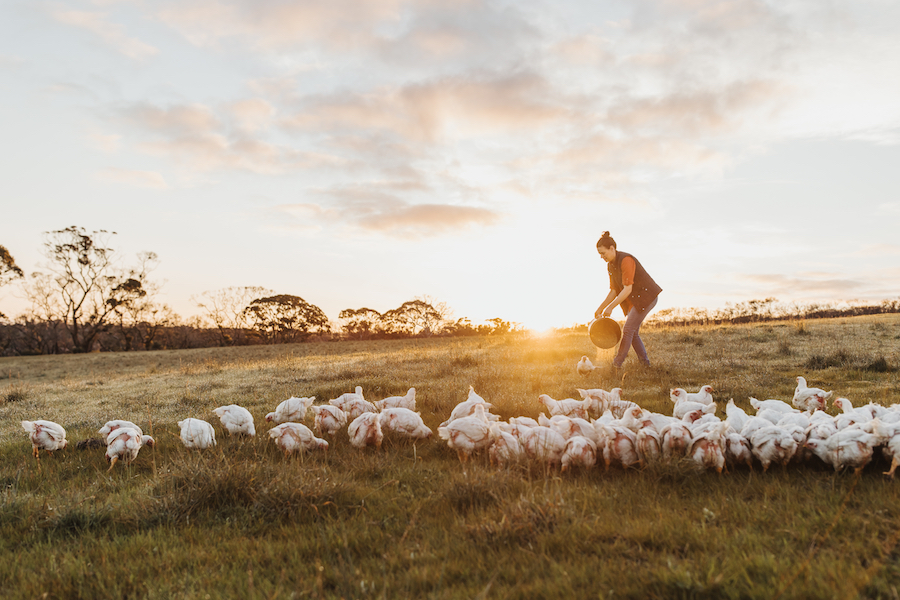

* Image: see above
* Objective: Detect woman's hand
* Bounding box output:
[602,307,613,318]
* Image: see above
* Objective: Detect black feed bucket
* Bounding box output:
[589,318,622,349]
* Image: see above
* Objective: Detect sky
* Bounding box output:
[1,0,899,332]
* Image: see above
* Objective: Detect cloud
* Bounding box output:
[137,135,344,174]
[0,54,24,68]
[273,183,502,236]
[50,9,159,60]
[552,134,728,174]
[96,167,168,189]
[605,80,785,137]
[228,98,276,134]
[124,103,221,135]
[156,0,406,51]
[551,34,614,66]
[283,71,567,142]
[853,244,900,257]
[120,101,347,174]
[877,202,900,216]
[88,132,121,152]
[740,273,864,297]
[373,2,539,69]
[359,203,500,232]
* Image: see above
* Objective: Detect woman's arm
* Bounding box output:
[595,288,618,318]
[601,284,632,318]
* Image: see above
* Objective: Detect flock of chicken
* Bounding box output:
[20,387,430,470]
[19,370,900,477]
[434,371,900,476]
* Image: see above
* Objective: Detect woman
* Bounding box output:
[595,231,662,369]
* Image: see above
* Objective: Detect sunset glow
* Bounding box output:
[1,0,899,330]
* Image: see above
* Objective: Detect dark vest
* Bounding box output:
[608,250,662,314]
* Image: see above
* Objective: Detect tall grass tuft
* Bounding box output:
[3,383,28,404]
[805,350,856,370]
[863,356,894,373]
[148,453,362,526]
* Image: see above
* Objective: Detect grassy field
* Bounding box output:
[1,314,900,599]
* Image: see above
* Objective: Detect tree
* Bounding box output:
[0,244,24,319]
[243,294,330,343]
[338,307,383,338]
[193,286,273,346]
[106,252,175,351]
[26,226,158,353]
[381,299,445,336]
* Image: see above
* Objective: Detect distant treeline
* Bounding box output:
[647,297,900,327]
[0,227,523,356]
[549,297,900,337]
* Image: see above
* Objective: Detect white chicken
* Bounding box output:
[561,435,598,471]
[329,386,365,411]
[607,426,640,469]
[673,401,716,421]
[268,422,328,455]
[265,396,315,424]
[440,386,496,427]
[689,414,725,437]
[724,431,753,469]
[538,394,589,419]
[177,418,216,450]
[803,436,837,469]
[757,408,788,425]
[341,397,379,421]
[750,425,798,471]
[749,397,796,415]
[724,399,749,432]
[373,388,416,411]
[577,388,635,418]
[21,420,68,458]
[520,425,568,466]
[539,414,596,442]
[503,417,539,439]
[213,404,256,436]
[488,424,523,466]
[309,405,348,436]
[635,427,662,466]
[576,356,596,376]
[438,404,491,462]
[874,421,900,478]
[98,420,142,442]
[508,416,540,429]
[348,412,383,450]
[659,422,693,459]
[617,406,649,433]
[687,422,728,473]
[105,427,155,471]
[379,407,433,439]
[833,398,871,418]
[671,386,715,406]
[829,428,879,474]
[792,376,833,412]
[641,411,679,434]
[740,415,773,440]
[776,412,811,431]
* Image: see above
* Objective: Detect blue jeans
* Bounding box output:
[613,297,657,368]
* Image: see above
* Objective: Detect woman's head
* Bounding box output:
[596,231,617,262]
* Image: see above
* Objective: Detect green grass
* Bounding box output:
[1,314,900,598]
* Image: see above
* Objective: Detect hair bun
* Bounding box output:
[596,231,616,249]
